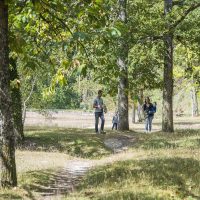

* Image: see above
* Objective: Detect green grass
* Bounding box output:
[66,157,200,200]
[18,128,112,158]
[132,129,200,150]
[0,169,62,200]
[64,129,200,200]
[1,128,200,200]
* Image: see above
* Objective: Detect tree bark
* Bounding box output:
[137,89,144,122]
[132,103,136,123]
[117,0,129,131]
[22,76,36,126]
[162,0,174,132]
[0,0,17,187]
[191,87,199,117]
[10,58,24,141]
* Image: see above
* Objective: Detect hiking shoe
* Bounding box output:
[100,131,106,134]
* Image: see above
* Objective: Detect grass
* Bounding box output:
[0,128,112,200]
[1,127,200,200]
[65,160,200,200]
[16,151,70,173]
[132,129,200,149]
[65,129,200,200]
[18,128,112,158]
[71,157,200,200]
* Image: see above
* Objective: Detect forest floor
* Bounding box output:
[0,117,200,200]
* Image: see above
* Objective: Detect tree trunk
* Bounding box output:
[162,0,174,132]
[22,76,37,126]
[117,0,129,131]
[132,103,136,123]
[137,103,143,122]
[191,87,199,117]
[138,89,144,105]
[0,0,17,187]
[10,58,24,141]
[137,89,144,122]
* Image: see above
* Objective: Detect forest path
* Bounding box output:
[37,135,136,200]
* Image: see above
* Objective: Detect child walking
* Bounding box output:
[112,112,119,130]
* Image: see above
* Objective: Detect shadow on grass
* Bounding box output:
[21,166,89,199]
[132,129,200,150]
[174,121,200,125]
[135,138,177,149]
[0,187,37,200]
[96,191,166,200]
[173,129,200,136]
[18,128,200,154]
[22,170,70,197]
[147,121,200,126]
[18,129,111,158]
[81,157,200,200]
[0,193,24,200]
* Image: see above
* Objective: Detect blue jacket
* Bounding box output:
[143,103,156,118]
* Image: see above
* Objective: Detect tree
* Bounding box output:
[117,0,129,130]
[162,0,174,132]
[10,57,24,140]
[0,0,17,187]
[185,46,199,117]
[162,0,200,132]
[191,85,199,117]
[174,44,199,117]
[129,42,163,122]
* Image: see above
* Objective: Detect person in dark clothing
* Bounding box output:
[143,97,156,132]
[93,90,106,134]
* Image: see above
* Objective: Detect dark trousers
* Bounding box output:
[112,123,118,130]
[145,116,153,131]
[95,112,105,133]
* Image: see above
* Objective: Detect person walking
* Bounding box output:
[143,97,156,133]
[112,112,119,130]
[93,90,106,134]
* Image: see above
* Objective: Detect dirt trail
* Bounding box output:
[37,136,136,200]
[39,160,93,199]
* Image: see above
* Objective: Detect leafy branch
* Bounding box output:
[170,3,200,32]
[39,0,93,66]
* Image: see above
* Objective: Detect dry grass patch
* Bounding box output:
[16,151,71,173]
